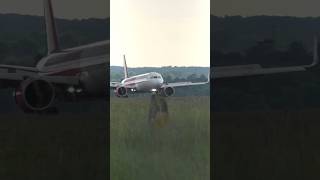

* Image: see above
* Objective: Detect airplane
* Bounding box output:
[0,1,317,113]
[0,0,109,113]
[111,35,319,98]
[110,55,210,97]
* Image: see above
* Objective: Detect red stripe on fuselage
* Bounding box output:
[124,77,137,83]
[126,82,136,86]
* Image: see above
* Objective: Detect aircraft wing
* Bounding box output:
[162,60,317,87]
[109,82,137,91]
[0,65,79,86]
[162,81,208,88]
[210,34,320,79]
[213,35,320,79]
[110,82,121,89]
[213,64,314,79]
[0,65,38,81]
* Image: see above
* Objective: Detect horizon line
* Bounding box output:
[0,12,109,21]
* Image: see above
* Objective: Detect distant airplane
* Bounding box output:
[110,55,209,97]
[0,0,109,113]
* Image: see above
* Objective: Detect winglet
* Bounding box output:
[123,55,129,79]
[311,35,319,67]
[44,0,60,55]
[207,69,211,83]
[207,67,213,83]
[306,35,319,68]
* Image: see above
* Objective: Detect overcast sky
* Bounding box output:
[211,0,320,17]
[0,0,109,19]
[111,0,210,67]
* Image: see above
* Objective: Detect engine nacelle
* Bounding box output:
[160,86,175,97]
[14,79,56,112]
[115,86,127,97]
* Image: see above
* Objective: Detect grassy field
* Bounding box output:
[110,96,210,180]
[214,109,320,180]
[0,111,107,180]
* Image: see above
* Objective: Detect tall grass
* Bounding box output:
[110,96,210,180]
[214,109,320,179]
[0,113,107,179]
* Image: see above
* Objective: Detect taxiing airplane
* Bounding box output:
[0,1,319,113]
[111,36,319,98]
[0,0,109,113]
[110,55,209,97]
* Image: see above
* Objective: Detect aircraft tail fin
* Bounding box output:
[44,0,60,55]
[123,55,129,78]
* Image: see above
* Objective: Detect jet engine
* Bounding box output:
[115,86,127,97]
[160,86,175,97]
[14,79,56,112]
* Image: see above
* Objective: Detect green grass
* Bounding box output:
[214,109,320,180]
[0,113,107,180]
[110,96,210,180]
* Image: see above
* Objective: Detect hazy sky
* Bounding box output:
[0,0,109,19]
[111,0,210,67]
[211,0,320,17]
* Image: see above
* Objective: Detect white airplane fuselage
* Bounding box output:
[36,40,109,96]
[121,72,164,92]
[112,55,209,97]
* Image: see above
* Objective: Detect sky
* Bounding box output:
[110,0,210,67]
[0,0,109,19]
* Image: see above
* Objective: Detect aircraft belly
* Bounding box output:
[136,80,160,92]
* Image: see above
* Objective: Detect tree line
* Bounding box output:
[0,14,109,66]
[212,39,313,67]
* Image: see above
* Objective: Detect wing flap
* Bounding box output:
[162,81,208,88]
[0,65,38,81]
[214,65,307,79]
